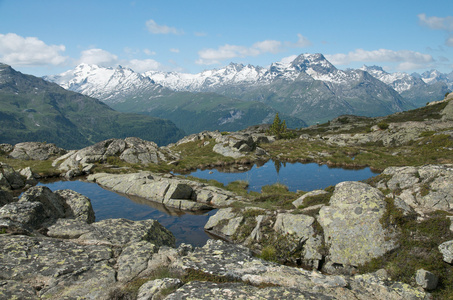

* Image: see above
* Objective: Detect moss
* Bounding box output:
[259,245,278,262]
[297,192,332,209]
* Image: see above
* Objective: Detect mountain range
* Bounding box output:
[0,63,184,149]
[45,53,452,128]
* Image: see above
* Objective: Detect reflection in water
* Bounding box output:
[177,160,379,192]
[38,180,217,247]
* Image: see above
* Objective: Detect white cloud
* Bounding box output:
[196,34,310,65]
[446,35,453,47]
[78,48,118,66]
[326,49,433,69]
[0,33,68,66]
[143,49,156,55]
[125,59,162,73]
[280,55,298,64]
[146,19,183,35]
[287,34,312,48]
[418,13,453,31]
[170,48,180,53]
[194,32,207,37]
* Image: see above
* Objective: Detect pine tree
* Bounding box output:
[268,113,286,138]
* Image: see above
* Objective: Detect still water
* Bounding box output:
[39,161,378,246]
[178,160,379,192]
[38,180,217,247]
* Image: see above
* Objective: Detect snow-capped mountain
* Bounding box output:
[44,53,450,126]
[44,63,167,103]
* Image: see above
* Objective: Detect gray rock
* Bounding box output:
[0,201,47,230]
[20,186,66,219]
[318,181,397,268]
[117,240,156,282]
[292,190,328,208]
[416,269,438,290]
[439,240,453,263]
[212,143,244,158]
[0,190,14,206]
[78,218,175,247]
[9,142,66,161]
[137,278,183,300]
[47,218,94,239]
[0,281,39,300]
[55,189,95,223]
[0,163,25,190]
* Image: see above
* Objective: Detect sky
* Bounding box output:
[0,0,452,77]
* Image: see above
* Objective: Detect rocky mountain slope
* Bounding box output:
[46,53,452,126]
[0,63,184,149]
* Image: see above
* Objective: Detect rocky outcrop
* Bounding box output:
[373,164,453,214]
[8,142,67,160]
[212,132,272,158]
[87,172,243,209]
[0,163,26,190]
[0,183,176,299]
[53,137,179,177]
[167,239,428,299]
[318,181,397,271]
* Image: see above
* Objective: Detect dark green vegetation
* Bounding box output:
[0,64,185,149]
[110,90,306,135]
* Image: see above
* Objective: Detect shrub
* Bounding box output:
[377,121,389,130]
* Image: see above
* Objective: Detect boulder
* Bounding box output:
[0,201,47,230]
[438,240,453,264]
[8,142,66,160]
[273,213,323,267]
[292,190,329,208]
[47,218,94,239]
[415,269,438,290]
[137,278,183,300]
[117,240,157,282]
[55,189,95,223]
[0,190,15,206]
[0,163,25,190]
[20,186,66,219]
[204,207,243,238]
[78,218,175,247]
[318,181,397,268]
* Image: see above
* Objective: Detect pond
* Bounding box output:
[38,161,378,246]
[38,180,217,247]
[177,160,379,192]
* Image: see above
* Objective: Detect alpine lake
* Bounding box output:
[39,160,379,246]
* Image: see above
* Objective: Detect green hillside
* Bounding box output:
[0,64,184,149]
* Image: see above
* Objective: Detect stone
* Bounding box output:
[0,164,25,190]
[212,143,244,158]
[137,278,183,300]
[78,218,175,247]
[438,240,453,264]
[415,269,438,290]
[0,281,40,300]
[318,181,397,268]
[0,190,14,206]
[0,201,47,230]
[292,190,328,208]
[47,219,94,239]
[20,186,66,219]
[8,142,66,161]
[117,240,156,282]
[55,189,95,223]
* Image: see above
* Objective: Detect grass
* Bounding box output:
[0,156,59,177]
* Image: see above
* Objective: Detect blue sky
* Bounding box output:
[1,0,452,76]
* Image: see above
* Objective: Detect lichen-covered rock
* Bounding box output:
[0,201,47,230]
[170,239,427,299]
[47,218,94,239]
[8,142,66,161]
[117,240,156,282]
[78,218,175,247]
[137,278,183,300]
[380,165,453,213]
[438,240,453,264]
[20,186,66,219]
[55,189,95,223]
[204,207,243,238]
[273,213,323,267]
[0,280,39,300]
[318,181,397,268]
